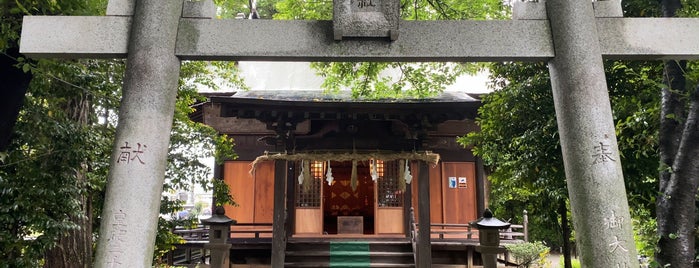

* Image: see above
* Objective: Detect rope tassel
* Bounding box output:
[398,159,406,191]
[303,160,312,191]
[404,159,413,185]
[351,160,358,192]
[370,159,379,181]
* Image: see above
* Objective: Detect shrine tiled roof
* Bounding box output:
[193,90,482,124]
[203,89,481,103]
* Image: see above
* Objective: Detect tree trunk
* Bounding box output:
[655,1,699,266]
[559,199,572,268]
[43,94,94,267]
[43,194,93,268]
[0,46,32,151]
[656,83,699,267]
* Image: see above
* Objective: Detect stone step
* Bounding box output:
[284,262,415,268]
[285,239,415,267]
[286,250,414,257]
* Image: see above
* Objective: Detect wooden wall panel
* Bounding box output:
[376,208,404,234]
[410,162,419,222]
[254,161,275,223]
[410,163,443,224]
[224,161,255,223]
[295,208,323,234]
[429,164,443,223]
[441,162,478,224]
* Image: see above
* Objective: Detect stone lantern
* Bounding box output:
[200,206,236,268]
[472,208,510,268]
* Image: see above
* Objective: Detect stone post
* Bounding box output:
[201,207,236,268]
[472,209,510,268]
[523,210,529,242]
[546,0,639,267]
[93,0,183,267]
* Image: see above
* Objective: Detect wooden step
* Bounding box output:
[284,262,415,268]
[286,250,413,257]
[284,239,415,268]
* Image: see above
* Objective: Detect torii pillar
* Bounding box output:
[546,0,638,266]
[91,1,183,267]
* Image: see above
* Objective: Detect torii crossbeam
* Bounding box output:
[19,0,699,267]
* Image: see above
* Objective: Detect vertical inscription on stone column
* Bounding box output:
[604,210,624,229]
[592,141,615,164]
[107,210,128,267]
[116,141,148,165]
[604,210,631,267]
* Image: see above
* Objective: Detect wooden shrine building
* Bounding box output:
[192,90,501,266]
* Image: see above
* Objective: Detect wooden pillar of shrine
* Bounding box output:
[417,161,431,267]
[271,121,291,267]
[403,176,413,237]
[272,159,287,266]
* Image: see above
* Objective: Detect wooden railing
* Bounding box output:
[414,210,529,267]
[229,223,273,239]
[168,226,208,265]
[427,223,527,242]
[166,223,274,266]
[171,223,274,242]
[407,208,529,243]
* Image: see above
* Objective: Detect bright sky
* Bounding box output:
[235,61,492,93]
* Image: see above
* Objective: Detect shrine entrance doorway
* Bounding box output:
[323,161,375,235]
[293,160,406,236]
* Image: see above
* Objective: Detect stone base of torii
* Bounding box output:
[19,0,699,267]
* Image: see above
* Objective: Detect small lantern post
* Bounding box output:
[200,206,236,268]
[472,208,510,268]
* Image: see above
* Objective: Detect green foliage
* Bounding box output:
[213,178,237,207]
[312,62,475,99]
[154,60,241,263]
[2,9,242,264]
[458,62,567,246]
[0,58,121,266]
[505,241,550,268]
[558,255,581,268]
[216,0,279,19]
[273,0,500,99]
[460,60,663,249]
[273,0,332,20]
[1,58,120,264]
[152,216,187,265]
[1,0,106,51]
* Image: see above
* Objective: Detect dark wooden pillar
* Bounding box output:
[475,157,486,216]
[285,161,296,237]
[417,161,431,267]
[271,160,287,267]
[403,177,413,238]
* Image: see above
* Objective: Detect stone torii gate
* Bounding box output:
[19,0,699,267]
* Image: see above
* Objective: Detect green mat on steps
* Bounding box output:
[330,241,370,267]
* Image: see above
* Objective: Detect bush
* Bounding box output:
[558,255,581,268]
[505,241,550,268]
